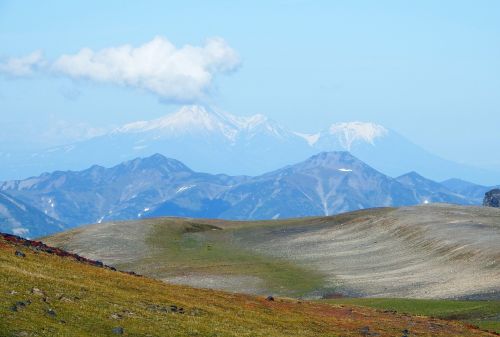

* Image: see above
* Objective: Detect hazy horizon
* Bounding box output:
[1,1,499,176]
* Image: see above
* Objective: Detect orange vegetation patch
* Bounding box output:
[252,297,495,336]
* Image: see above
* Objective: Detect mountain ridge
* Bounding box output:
[1,151,492,236]
[2,105,499,184]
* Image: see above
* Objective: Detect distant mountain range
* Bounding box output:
[0,191,65,238]
[1,105,499,185]
[1,151,496,236]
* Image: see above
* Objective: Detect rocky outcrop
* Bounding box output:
[483,189,500,207]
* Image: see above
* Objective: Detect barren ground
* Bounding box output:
[44,204,500,299]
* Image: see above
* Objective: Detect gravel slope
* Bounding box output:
[44,204,500,299]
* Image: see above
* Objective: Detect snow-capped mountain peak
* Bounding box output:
[114,106,388,149]
[327,122,388,150]
[2,104,494,184]
[116,105,292,141]
[117,105,238,139]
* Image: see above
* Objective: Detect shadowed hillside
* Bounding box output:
[0,191,65,238]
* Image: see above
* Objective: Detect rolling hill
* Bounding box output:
[44,204,500,301]
[2,231,498,336]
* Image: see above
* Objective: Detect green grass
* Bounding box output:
[323,298,500,333]
[1,235,494,337]
[38,208,500,335]
[138,219,329,297]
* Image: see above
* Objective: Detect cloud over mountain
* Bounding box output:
[0,37,241,102]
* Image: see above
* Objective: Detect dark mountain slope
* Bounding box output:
[0,154,246,225]
[396,171,472,205]
[216,152,417,219]
[0,191,65,238]
[441,178,499,204]
[1,152,490,229]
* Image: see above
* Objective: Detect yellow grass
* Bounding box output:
[0,237,495,337]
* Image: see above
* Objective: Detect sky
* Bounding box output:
[0,1,499,170]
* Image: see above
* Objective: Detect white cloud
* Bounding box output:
[51,36,241,102]
[0,50,44,76]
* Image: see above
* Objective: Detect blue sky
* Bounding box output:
[0,1,499,170]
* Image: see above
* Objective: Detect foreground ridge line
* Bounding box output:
[0,232,141,277]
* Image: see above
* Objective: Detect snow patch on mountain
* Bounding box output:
[327,122,388,150]
[1,193,27,211]
[176,185,196,193]
[12,227,29,236]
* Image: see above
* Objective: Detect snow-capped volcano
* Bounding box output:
[117,105,240,140]
[296,121,388,150]
[116,105,388,151]
[116,105,291,143]
[1,104,498,184]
